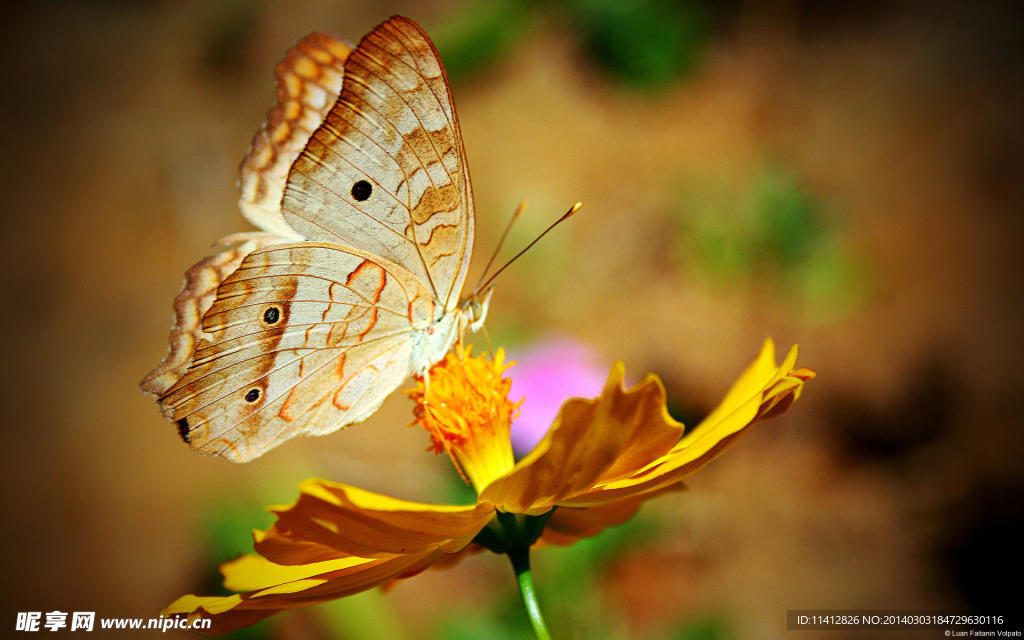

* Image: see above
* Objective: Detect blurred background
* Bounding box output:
[1,0,1022,638]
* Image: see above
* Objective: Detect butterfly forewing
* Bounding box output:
[282,16,475,310]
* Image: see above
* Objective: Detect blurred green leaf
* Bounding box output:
[196,499,275,639]
[692,215,753,278]
[434,0,534,84]
[319,589,408,640]
[200,0,258,74]
[560,0,710,88]
[200,499,274,587]
[439,613,527,640]
[674,164,866,316]
[753,169,828,268]
[543,510,658,591]
[536,513,660,637]
[439,464,480,506]
[787,247,870,321]
[665,613,731,640]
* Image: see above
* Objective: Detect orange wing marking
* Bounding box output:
[345,260,387,303]
[357,309,378,341]
[278,352,347,422]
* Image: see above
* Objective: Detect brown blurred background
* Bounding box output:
[1,1,1022,638]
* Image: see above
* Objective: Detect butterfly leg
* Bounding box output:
[480,324,495,359]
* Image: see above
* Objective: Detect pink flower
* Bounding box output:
[508,337,608,456]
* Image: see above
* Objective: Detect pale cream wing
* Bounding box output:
[144,35,350,398]
[282,16,475,310]
[157,242,436,462]
[239,32,351,240]
[141,232,289,397]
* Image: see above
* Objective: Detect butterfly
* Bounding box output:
[141,16,492,462]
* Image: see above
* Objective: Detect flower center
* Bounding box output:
[408,347,518,494]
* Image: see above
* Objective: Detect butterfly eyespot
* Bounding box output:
[245,388,261,403]
[351,180,372,201]
[176,418,191,443]
[263,306,281,325]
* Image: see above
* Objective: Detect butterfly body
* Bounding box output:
[142,17,487,462]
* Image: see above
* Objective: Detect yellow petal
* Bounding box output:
[161,479,499,633]
[164,594,243,616]
[480,362,684,514]
[220,553,375,592]
[258,480,495,562]
[563,340,813,506]
[163,551,444,634]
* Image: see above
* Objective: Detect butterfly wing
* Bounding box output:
[144,32,352,398]
[145,17,474,462]
[141,233,288,397]
[282,16,475,311]
[158,242,438,462]
[239,31,352,240]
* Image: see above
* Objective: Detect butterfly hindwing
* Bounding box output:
[159,242,435,461]
[141,233,290,398]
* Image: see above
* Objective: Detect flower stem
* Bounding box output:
[508,546,552,640]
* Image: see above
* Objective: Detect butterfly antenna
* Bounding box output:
[474,200,528,293]
[477,201,582,293]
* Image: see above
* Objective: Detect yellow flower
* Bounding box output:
[165,340,813,633]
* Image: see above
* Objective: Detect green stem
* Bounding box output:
[508,546,552,640]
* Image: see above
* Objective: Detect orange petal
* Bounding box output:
[164,551,442,634]
[564,340,813,506]
[537,483,685,547]
[249,524,342,566]
[380,542,486,593]
[480,362,684,514]
[256,479,495,562]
